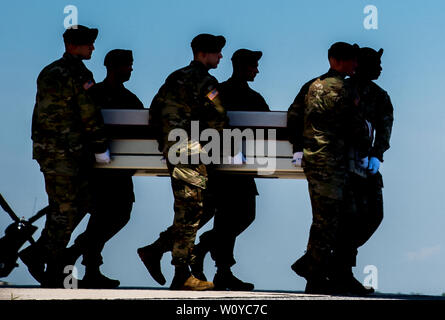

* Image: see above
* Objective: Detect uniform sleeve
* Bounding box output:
[341,80,372,157]
[198,78,228,133]
[287,83,309,153]
[73,77,108,153]
[370,91,394,162]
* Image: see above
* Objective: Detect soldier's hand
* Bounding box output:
[292,152,303,167]
[95,149,111,164]
[367,157,380,174]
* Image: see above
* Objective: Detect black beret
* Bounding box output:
[191,33,226,53]
[328,42,360,60]
[231,49,262,65]
[104,49,133,68]
[63,25,98,45]
[359,47,384,61]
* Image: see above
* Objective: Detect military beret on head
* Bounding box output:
[359,47,384,61]
[63,25,98,45]
[231,49,263,65]
[328,42,360,60]
[191,33,226,53]
[104,49,133,68]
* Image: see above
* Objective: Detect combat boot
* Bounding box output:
[190,242,209,281]
[305,276,335,295]
[291,252,311,279]
[137,244,166,285]
[18,245,46,283]
[342,275,375,296]
[40,263,82,289]
[170,266,214,291]
[213,268,254,291]
[81,269,120,289]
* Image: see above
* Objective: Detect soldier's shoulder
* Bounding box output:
[123,87,144,108]
[369,81,389,95]
[38,58,69,80]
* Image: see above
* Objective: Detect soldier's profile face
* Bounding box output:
[244,62,259,82]
[74,43,95,60]
[368,59,382,80]
[204,52,222,69]
[116,63,133,82]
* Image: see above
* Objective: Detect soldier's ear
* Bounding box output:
[378,48,384,57]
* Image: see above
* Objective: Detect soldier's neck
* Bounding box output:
[104,76,124,88]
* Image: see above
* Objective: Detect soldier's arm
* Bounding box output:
[341,81,372,157]
[73,78,108,153]
[371,91,394,162]
[199,78,228,133]
[34,68,74,132]
[287,82,311,153]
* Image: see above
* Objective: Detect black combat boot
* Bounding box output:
[213,267,254,291]
[81,267,120,289]
[41,263,82,289]
[305,276,335,295]
[137,243,166,285]
[291,252,311,279]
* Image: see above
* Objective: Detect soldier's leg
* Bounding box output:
[168,175,214,290]
[357,172,384,248]
[211,192,256,268]
[38,174,89,287]
[209,192,256,291]
[346,173,384,255]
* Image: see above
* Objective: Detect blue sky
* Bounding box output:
[1,0,445,295]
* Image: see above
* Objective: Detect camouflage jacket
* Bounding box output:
[303,69,371,170]
[149,60,228,155]
[355,80,394,162]
[287,76,318,153]
[32,53,108,175]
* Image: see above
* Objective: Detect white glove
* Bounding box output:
[368,157,380,175]
[95,149,111,164]
[359,156,369,169]
[292,152,303,167]
[230,152,246,164]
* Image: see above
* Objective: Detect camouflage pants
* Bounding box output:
[38,173,90,266]
[166,162,208,266]
[304,168,352,275]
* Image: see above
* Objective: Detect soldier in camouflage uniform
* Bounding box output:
[347,47,393,264]
[65,49,144,288]
[137,34,227,290]
[287,42,373,294]
[19,25,110,288]
[190,49,269,291]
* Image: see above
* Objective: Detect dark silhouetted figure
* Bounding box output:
[65,49,144,288]
[190,49,269,291]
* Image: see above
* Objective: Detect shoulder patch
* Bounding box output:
[206,89,219,101]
